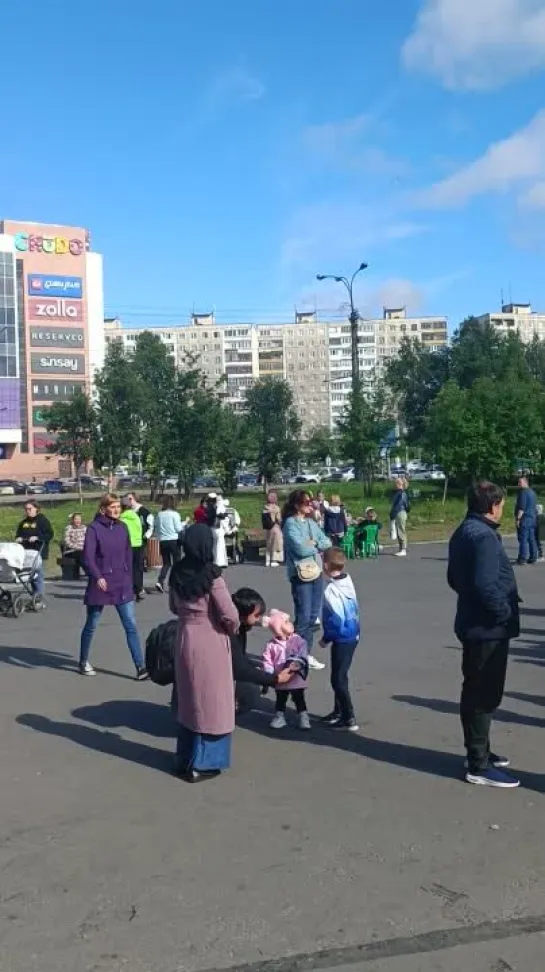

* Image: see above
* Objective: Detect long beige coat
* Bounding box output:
[170,576,239,735]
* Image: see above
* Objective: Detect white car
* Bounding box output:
[428,466,446,481]
[295,471,321,484]
[339,466,355,482]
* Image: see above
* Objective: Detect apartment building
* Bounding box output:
[476,303,545,342]
[328,308,448,426]
[104,306,448,432]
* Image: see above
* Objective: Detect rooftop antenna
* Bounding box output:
[500,287,504,309]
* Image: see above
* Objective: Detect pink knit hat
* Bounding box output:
[262,609,293,639]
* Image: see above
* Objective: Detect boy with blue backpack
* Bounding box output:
[319,547,361,732]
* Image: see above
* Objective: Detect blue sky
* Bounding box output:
[3,0,545,328]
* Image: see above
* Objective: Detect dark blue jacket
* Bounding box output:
[390,489,409,520]
[323,505,347,538]
[447,513,520,643]
[515,487,537,523]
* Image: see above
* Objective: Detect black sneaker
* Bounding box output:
[155,581,164,593]
[136,667,150,681]
[464,752,510,769]
[320,712,341,726]
[333,718,360,732]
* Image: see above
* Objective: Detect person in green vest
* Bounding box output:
[120,498,144,600]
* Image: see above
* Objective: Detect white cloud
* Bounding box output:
[519,180,545,208]
[301,114,408,177]
[372,278,425,313]
[403,0,545,90]
[205,68,265,108]
[415,110,545,207]
[281,200,428,270]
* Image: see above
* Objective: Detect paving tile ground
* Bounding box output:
[0,539,544,972]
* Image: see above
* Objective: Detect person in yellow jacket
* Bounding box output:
[120,500,145,600]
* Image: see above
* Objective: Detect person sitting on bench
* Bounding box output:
[62,513,87,578]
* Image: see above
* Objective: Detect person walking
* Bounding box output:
[390,477,410,557]
[15,501,54,595]
[447,481,520,788]
[79,493,148,679]
[154,495,185,592]
[120,498,145,600]
[515,476,538,565]
[169,524,240,783]
[282,489,331,671]
[262,490,283,567]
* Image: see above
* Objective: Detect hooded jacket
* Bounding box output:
[322,574,361,645]
[83,513,134,607]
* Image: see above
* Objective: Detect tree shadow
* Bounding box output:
[420,557,448,562]
[505,691,545,708]
[520,607,545,617]
[240,713,545,794]
[391,694,545,729]
[51,592,85,601]
[72,699,174,738]
[16,713,173,774]
[519,627,545,638]
[0,643,136,680]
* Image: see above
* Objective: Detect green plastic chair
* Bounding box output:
[339,526,356,559]
[362,523,379,559]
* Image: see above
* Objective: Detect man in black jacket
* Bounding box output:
[448,481,520,788]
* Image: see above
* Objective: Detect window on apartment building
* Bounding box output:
[411,323,418,331]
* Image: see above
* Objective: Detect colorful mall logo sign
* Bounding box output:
[27,275,83,298]
[28,297,83,322]
[15,232,84,257]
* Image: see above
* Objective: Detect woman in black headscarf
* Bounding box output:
[169,525,240,783]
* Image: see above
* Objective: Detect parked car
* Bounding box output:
[428,465,446,481]
[42,479,66,494]
[26,481,45,494]
[237,474,258,489]
[80,474,109,488]
[0,479,29,495]
[295,471,321,484]
[338,466,355,482]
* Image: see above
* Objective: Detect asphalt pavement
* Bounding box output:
[0,539,544,972]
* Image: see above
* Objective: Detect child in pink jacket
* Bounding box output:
[262,610,310,731]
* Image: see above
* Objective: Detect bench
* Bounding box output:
[57,555,81,581]
[241,529,266,565]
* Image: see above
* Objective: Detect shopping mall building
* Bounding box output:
[0,220,104,479]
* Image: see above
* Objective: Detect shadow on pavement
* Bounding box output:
[240,715,545,794]
[73,699,174,737]
[16,713,172,773]
[506,690,545,708]
[16,706,545,793]
[520,607,545,617]
[0,643,76,671]
[391,694,545,729]
[0,642,136,680]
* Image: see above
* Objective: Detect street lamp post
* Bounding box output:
[316,263,368,395]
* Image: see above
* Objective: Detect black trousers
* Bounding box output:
[275,688,307,713]
[460,638,509,772]
[330,640,358,721]
[158,539,179,586]
[132,547,144,595]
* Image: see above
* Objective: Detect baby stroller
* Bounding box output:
[0,542,46,617]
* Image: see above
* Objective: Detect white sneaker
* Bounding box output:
[270,562,280,568]
[79,661,96,676]
[308,655,325,671]
[298,711,311,731]
[270,712,287,730]
[395,550,407,557]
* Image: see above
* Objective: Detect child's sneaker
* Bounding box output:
[298,712,311,731]
[270,712,287,730]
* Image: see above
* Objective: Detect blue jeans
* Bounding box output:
[32,565,45,595]
[517,518,537,563]
[290,575,324,652]
[330,640,358,721]
[79,601,144,669]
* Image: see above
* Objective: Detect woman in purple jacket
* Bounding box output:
[79,493,148,679]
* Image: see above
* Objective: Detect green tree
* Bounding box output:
[131,332,177,495]
[211,406,255,495]
[43,389,97,500]
[336,385,392,497]
[303,425,338,466]
[385,337,449,445]
[93,339,144,477]
[245,378,301,490]
[163,365,222,498]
